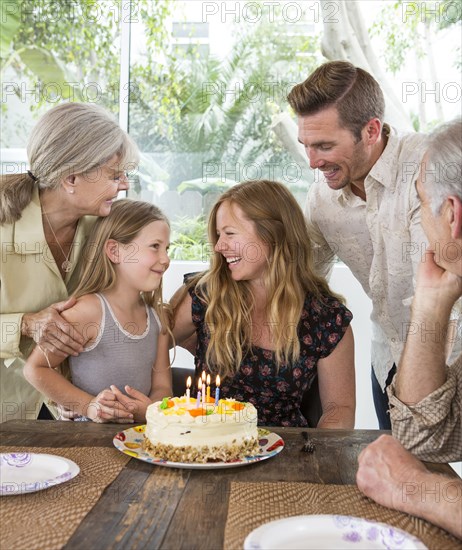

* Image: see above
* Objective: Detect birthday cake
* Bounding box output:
[143,396,259,463]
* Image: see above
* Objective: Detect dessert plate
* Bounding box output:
[0,453,80,496]
[113,426,284,469]
[243,515,427,549]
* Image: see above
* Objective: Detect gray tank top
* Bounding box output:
[69,293,160,396]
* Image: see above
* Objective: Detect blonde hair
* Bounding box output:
[178,180,343,379]
[0,103,139,224]
[74,199,173,335]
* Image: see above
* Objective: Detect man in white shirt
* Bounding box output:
[288,61,427,428]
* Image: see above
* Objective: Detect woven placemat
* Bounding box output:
[0,446,130,550]
[224,481,461,549]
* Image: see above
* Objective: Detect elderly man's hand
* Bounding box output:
[356,434,428,512]
[357,434,462,539]
[415,249,462,307]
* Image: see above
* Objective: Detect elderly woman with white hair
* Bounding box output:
[0,102,139,422]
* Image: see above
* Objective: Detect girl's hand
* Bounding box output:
[86,389,134,423]
[110,385,152,423]
[57,404,80,421]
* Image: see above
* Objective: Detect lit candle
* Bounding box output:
[215,375,221,406]
[202,374,206,406]
[206,374,211,401]
[186,376,191,403]
[196,377,201,408]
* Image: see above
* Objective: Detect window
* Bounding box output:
[1,1,121,157]
[127,1,320,259]
[2,0,461,261]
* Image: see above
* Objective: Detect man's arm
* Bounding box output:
[395,250,462,403]
[357,435,462,540]
[304,187,336,280]
[388,250,462,462]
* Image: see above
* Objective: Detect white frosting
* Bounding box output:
[145,398,258,448]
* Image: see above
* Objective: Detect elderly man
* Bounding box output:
[357,119,462,540]
[288,61,428,428]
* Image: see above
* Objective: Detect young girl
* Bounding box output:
[24,199,172,423]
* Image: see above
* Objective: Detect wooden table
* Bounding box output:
[0,420,457,549]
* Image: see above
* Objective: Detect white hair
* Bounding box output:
[28,102,139,186]
[423,118,462,215]
[1,103,139,224]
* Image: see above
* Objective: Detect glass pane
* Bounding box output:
[128,0,321,260]
[1,1,121,173]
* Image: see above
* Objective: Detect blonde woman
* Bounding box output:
[0,102,138,421]
[172,180,355,427]
[24,200,172,423]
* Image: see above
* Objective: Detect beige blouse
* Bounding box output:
[0,187,95,422]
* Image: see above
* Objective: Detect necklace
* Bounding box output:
[42,210,73,273]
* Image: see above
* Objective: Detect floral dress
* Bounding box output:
[188,283,353,427]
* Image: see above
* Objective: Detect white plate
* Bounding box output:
[0,453,80,496]
[113,426,284,469]
[244,515,427,549]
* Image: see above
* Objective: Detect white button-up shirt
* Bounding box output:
[305,125,428,389]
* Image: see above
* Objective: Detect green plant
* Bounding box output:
[128,1,322,192]
[169,215,209,261]
[1,0,121,110]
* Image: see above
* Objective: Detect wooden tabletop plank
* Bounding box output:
[1,421,458,550]
[65,463,191,550]
[159,471,230,550]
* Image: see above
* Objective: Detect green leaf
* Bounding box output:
[18,46,76,98]
[0,0,22,58]
[177,177,235,194]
